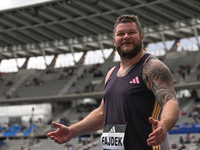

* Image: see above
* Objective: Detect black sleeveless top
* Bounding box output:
[104,53,169,150]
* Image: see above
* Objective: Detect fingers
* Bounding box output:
[55,139,62,144]
[147,130,161,146]
[47,121,61,137]
[147,118,167,146]
[147,135,164,146]
[50,136,63,144]
[46,121,66,144]
[147,129,165,146]
[149,117,157,126]
[48,134,64,144]
[148,128,160,138]
[52,121,62,128]
[47,132,54,136]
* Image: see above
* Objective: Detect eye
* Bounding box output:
[129,32,135,35]
[117,33,124,36]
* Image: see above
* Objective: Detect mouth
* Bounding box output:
[122,42,133,46]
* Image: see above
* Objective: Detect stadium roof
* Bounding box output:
[0,0,200,60]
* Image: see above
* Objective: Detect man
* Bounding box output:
[47,14,179,149]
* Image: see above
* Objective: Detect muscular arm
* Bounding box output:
[70,100,105,137]
[142,56,179,131]
[48,67,115,144]
[47,100,105,144]
[70,66,116,137]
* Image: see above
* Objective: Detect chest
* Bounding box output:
[105,71,146,97]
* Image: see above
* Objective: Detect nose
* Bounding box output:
[123,33,130,40]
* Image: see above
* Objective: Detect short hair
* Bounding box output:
[113,14,142,36]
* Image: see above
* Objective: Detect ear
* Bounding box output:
[140,33,144,42]
[113,37,116,47]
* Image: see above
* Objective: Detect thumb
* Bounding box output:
[149,117,157,126]
[52,121,62,128]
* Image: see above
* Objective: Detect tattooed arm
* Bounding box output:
[143,56,179,146]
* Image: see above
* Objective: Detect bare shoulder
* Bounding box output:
[105,66,116,84]
[142,55,173,84]
[143,55,172,79]
[142,55,176,107]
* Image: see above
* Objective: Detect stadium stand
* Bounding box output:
[1,50,200,150]
[1,0,200,150]
[162,50,200,84]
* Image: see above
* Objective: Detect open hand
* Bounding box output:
[47,121,73,144]
[147,117,167,146]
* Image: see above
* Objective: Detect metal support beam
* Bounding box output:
[77,51,86,65]
[99,41,105,60]
[70,45,75,63]
[194,27,200,50]
[161,33,167,52]
[47,54,57,68]
[13,51,19,69]
[20,57,29,69]
[41,48,47,67]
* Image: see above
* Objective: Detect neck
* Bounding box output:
[117,63,136,77]
[120,50,145,69]
[117,50,145,77]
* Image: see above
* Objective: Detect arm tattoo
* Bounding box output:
[143,56,176,108]
[142,72,149,84]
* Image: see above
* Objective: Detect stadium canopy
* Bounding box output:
[0,0,200,60]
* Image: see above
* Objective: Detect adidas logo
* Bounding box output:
[109,126,116,133]
[130,76,140,84]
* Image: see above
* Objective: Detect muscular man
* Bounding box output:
[47,14,179,150]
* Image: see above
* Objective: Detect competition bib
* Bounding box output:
[100,124,126,150]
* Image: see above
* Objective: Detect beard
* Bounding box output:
[116,39,142,59]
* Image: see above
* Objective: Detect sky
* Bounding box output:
[0,0,54,11]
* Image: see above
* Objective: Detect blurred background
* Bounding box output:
[0,0,200,149]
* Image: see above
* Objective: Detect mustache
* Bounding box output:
[122,41,134,44]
